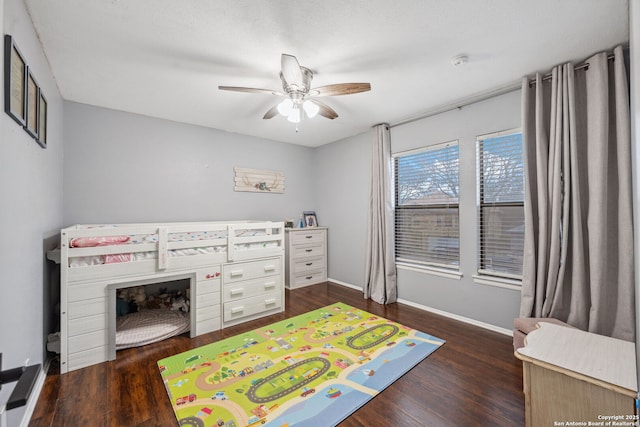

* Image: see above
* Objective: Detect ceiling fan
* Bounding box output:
[218,54,371,124]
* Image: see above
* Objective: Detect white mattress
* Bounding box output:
[115,309,190,350]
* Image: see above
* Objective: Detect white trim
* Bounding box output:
[397,297,513,336]
[396,262,462,280]
[18,361,47,427]
[326,280,512,336]
[472,274,522,291]
[392,139,458,158]
[476,127,522,142]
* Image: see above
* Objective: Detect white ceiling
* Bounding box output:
[24,0,629,147]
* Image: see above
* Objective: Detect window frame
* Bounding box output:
[475,128,524,285]
[393,140,461,274]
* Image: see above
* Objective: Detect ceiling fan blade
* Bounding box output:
[311,83,371,97]
[263,104,279,119]
[309,99,339,120]
[218,86,283,96]
[280,54,303,87]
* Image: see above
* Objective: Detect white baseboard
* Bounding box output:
[396,298,513,336]
[327,278,513,336]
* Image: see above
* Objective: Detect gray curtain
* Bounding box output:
[364,124,397,304]
[520,45,635,342]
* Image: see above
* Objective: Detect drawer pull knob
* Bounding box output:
[264,265,275,272]
[231,306,244,314]
[306,276,313,280]
[264,282,276,289]
[230,270,243,277]
[305,235,313,239]
[265,299,277,305]
[305,262,313,266]
[230,288,243,296]
[305,249,312,252]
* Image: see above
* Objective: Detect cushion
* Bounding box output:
[513,317,574,350]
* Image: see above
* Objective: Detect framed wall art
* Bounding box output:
[24,67,39,139]
[37,92,47,148]
[4,35,27,126]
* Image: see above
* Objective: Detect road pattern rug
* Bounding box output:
[158,302,445,427]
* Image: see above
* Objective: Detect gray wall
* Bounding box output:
[315,90,523,331]
[0,0,64,424]
[315,131,371,287]
[63,102,317,225]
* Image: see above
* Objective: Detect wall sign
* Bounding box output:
[234,167,285,193]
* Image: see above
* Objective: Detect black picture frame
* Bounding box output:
[24,67,39,139]
[303,211,318,228]
[4,35,27,126]
[37,92,47,148]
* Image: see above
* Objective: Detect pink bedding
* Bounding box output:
[70,235,130,248]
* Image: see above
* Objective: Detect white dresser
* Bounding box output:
[284,227,327,289]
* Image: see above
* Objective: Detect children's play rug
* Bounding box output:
[158,302,445,427]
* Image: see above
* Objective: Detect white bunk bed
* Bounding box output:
[57,220,285,373]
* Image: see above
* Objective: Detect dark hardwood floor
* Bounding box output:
[30,282,525,426]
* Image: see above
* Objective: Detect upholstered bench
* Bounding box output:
[513,317,574,351]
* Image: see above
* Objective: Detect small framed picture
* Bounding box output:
[303,211,318,228]
[24,67,39,139]
[4,35,27,126]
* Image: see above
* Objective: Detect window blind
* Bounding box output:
[477,131,524,279]
[394,141,459,269]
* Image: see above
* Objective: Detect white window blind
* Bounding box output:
[477,131,524,279]
[394,141,459,269]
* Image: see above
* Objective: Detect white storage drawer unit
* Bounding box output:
[285,227,327,289]
[194,266,222,336]
[222,257,284,326]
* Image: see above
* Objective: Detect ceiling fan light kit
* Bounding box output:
[219,54,371,129]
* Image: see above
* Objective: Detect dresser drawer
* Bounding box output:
[292,269,327,288]
[291,230,326,245]
[196,304,221,322]
[195,316,221,335]
[223,275,281,302]
[291,244,324,259]
[293,257,325,273]
[196,291,221,308]
[196,276,220,296]
[196,267,222,282]
[223,291,282,322]
[223,258,281,283]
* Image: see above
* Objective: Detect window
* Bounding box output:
[394,141,459,269]
[477,130,524,280]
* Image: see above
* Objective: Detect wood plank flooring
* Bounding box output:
[29,282,525,426]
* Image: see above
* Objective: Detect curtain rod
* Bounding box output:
[391,49,620,128]
[529,54,615,86]
[390,82,521,128]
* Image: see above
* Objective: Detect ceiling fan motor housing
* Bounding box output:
[280,66,313,97]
